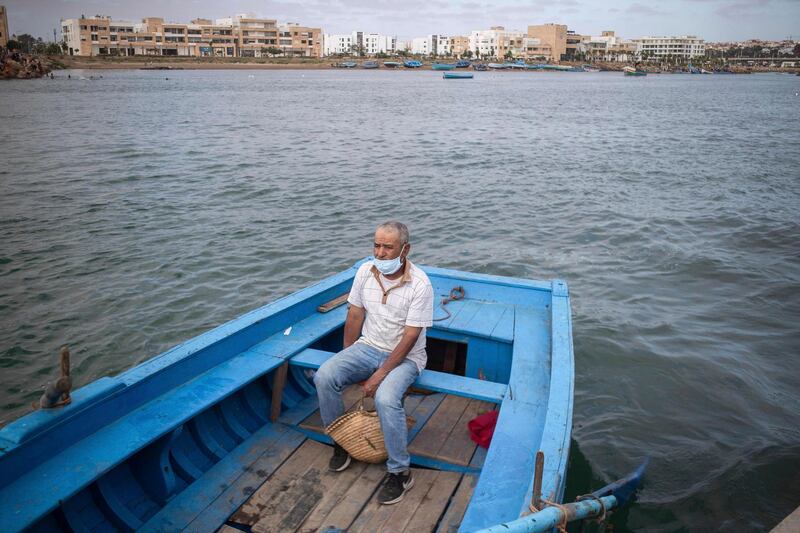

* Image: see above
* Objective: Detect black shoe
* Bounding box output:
[377,470,414,505]
[329,443,351,472]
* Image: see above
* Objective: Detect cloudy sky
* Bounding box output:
[4,0,798,42]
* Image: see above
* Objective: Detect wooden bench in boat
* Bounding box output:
[288,348,508,403]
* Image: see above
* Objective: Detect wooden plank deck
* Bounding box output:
[224,385,495,532]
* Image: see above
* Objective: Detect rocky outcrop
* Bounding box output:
[1,50,52,79]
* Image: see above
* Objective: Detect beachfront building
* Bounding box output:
[278,23,321,57]
[60,13,321,57]
[449,35,470,57]
[410,34,451,56]
[322,31,395,56]
[469,27,525,59]
[526,23,581,61]
[633,36,705,59]
[0,5,9,48]
[233,15,277,57]
[578,31,636,62]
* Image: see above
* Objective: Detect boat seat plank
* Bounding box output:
[290,348,508,403]
[458,301,513,342]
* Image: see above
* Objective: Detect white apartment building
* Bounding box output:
[634,36,705,58]
[323,33,353,55]
[410,34,450,56]
[322,31,396,56]
[578,31,636,62]
[469,27,524,58]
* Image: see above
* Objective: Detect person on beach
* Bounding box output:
[314,221,434,505]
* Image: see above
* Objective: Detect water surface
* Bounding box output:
[1,69,799,531]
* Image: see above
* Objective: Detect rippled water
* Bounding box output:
[1,69,799,531]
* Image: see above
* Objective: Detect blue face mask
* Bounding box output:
[373,245,407,275]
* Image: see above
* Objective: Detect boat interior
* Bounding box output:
[0,261,572,533]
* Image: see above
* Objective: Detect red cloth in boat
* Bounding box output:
[468,410,499,448]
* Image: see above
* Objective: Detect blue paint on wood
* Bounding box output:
[139,423,304,532]
[0,260,574,533]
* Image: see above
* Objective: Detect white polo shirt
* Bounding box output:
[347,259,434,371]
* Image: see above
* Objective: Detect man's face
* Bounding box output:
[374,228,407,260]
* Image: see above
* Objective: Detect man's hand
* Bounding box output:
[362,369,387,398]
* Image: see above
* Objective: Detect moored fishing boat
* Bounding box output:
[361,60,379,69]
[403,59,422,68]
[443,72,474,79]
[338,61,357,68]
[623,66,647,76]
[473,63,488,71]
[432,62,457,71]
[455,60,472,68]
[383,61,402,68]
[487,63,507,69]
[0,259,590,532]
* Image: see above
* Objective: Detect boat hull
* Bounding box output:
[0,261,574,533]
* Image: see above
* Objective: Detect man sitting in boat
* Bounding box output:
[314,221,434,505]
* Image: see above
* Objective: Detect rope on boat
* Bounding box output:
[529,498,570,533]
[432,286,465,322]
[577,493,608,523]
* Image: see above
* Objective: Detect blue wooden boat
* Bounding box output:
[0,260,575,532]
[432,62,457,71]
[444,72,474,79]
[403,59,422,68]
[455,60,472,68]
[473,63,488,71]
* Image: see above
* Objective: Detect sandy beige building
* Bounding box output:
[449,35,470,57]
[278,23,321,57]
[526,23,580,61]
[61,14,321,58]
[0,5,9,48]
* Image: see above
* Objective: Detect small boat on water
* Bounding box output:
[361,60,379,69]
[623,66,647,76]
[455,60,471,68]
[383,61,402,68]
[432,62,457,71]
[0,259,590,532]
[403,59,422,68]
[337,61,358,68]
[443,72,474,79]
[583,65,601,73]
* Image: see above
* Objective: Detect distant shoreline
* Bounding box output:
[54,56,797,74]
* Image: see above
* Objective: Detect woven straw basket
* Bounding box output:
[325,397,415,464]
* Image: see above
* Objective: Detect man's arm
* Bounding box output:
[362,325,422,397]
[343,305,366,348]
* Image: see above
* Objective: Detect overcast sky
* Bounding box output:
[3,0,798,43]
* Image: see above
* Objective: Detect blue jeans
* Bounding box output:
[314,342,420,473]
